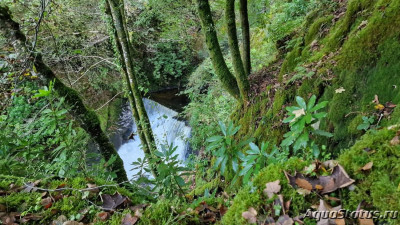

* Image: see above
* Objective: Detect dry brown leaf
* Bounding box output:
[101,193,127,210]
[87,183,99,193]
[97,212,109,221]
[320,177,336,194]
[390,136,399,146]
[322,160,339,170]
[296,188,311,196]
[219,204,228,217]
[276,215,294,225]
[358,210,374,225]
[372,95,380,104]
[295,178,312,191]
[121,213,138,225]
[41,197,52,209]
[242,207,257,224]
[264,180,281,199]
[335,218,346,225]
[361,162,373,171]
[331,165,355,189]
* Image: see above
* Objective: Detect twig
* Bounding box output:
[71,59,107,85]
[95,91,124,112]
[23,181,129,193]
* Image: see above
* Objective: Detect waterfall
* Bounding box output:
[117,98,191,180]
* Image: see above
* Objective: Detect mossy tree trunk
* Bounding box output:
[104,0,158,175]
[239,0,251,75]
[196,0,241,100]
[225,0,250,103]
[0,6,128,182]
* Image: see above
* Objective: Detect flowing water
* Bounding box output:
[117,98,191,180]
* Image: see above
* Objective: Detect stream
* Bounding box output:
[113,95,191,180]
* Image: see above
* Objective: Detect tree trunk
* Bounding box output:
[196,0,241,100]
[225,0,250,103]
[239,0,251,75]
[105,0,158,175]
[0,6,128,182]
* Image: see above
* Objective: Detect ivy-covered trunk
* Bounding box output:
[225,0,250,103]
[104,0,158,175]
[239,0,251,75]
[196,0,241,100]
[0,6,128,182]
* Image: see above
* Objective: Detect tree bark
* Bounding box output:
[105,0,158,175]
[196,0,241,100]
[225,0,250,103]
[239,0,251,75]
[0,6,128,182]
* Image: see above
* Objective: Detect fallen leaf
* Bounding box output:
[295,178,312,191]
[87,183,99,193]
[242,207,257,224]
[263,180,281,199]
[361,162,373,171]
[63,221,84,225]
[335,87,346,93]
[372,95,380,104]
[331,165,355,189]
[276,215,294,225]
[41,197,52,209]
[219,204,228,217]
[296,188,311,196]
[51,215,67,225]
[390,136,399,146]
[97,212,109,221]
[374,104,385,110]
[101,193,127,210]
[358,20,368,30]
[121,213,138,225]
[20,214,42,223]
[358,209,374,225]
[200,211,217,223]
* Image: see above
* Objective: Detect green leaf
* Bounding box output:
[214,156,224,169]
[175,176,186,187]
[218,121,227,136]
[293,132,309,151]
[313,129,333,137]
[313,112,327,119]
[249,142,260,153]
[307,95,316,110]
[220,157,228,174]
[232,158,239,172]
[282,116,295,123]
[206,136,223,143]
[310,101,328,112]
[296,96,307,109]
[357,123,370,131]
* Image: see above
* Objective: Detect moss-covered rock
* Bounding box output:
[339,128,400,216]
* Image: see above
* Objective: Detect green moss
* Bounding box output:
[221,187,261,225]
[347,114,364,135]
[139,199,181,225]
[338,129,400,213]
[305,15,334,45]
[279,41,304,81]
[0,192,41,211]
[222,158,312,224]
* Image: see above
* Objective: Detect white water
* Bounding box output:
[117,98,191,180]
